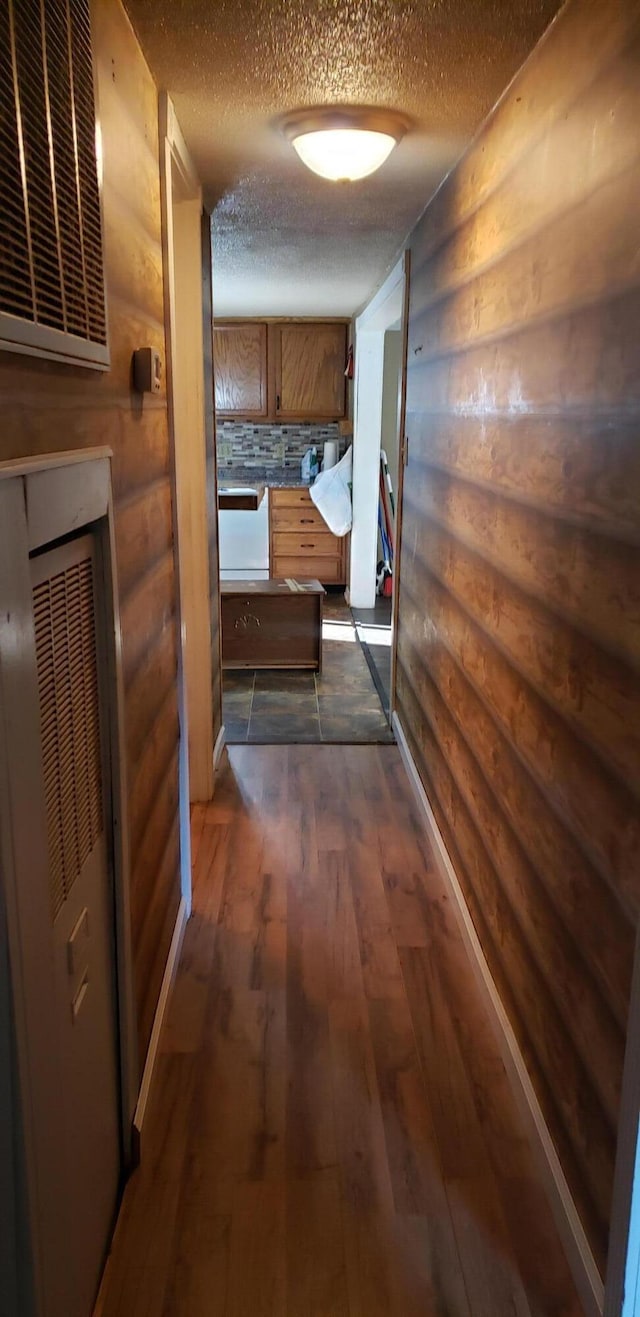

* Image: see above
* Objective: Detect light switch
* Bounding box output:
[133,346,162,394]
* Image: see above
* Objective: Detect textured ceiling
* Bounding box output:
[125,0,561,316]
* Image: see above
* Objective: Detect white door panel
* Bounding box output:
[30,536,121,1317]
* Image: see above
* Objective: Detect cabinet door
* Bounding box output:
[214,322,268,417]
[273,323,347,419]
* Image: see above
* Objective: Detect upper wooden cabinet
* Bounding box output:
[213,319,348,421]
[214,322,268,418]
[272,323,347,420]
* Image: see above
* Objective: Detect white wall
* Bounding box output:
[349,263,404,609]
[350,330,385,608]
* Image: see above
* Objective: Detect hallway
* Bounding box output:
[97,745,582,1316]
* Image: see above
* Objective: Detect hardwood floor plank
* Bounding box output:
[323,849,365,1002]
[329,995,395,1216]
[347,838,405,1001]
[286,1170,351,1316]
[226,1182,286,1317]
[192,986,286,1213]
[367,996,472,1313]
[286,907,337,1174]
[161,1206,230,1317]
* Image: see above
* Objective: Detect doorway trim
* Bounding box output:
[159,93,215,847]
[0,448,138,1316]
[350,251,410,715]
[604,925,640,1315]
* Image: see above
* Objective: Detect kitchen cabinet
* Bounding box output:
[214,322,268,418]
[269,487,349,585]
[272,322,347,420]
[213,319,348,421]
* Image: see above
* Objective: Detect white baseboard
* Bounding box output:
[213,724,226,771]
[392,711,604,1317]
[133,895,188,1145]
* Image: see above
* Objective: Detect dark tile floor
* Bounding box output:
[222,593,395,744]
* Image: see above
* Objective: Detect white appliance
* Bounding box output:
[218,489,270,579]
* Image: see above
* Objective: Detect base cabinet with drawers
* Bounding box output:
[269,487,349,585]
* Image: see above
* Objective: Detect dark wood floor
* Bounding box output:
[97,745,583,1316]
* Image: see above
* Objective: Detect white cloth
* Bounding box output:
[309,445,352,536]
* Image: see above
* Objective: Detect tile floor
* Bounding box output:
[352,596,392,716]
[222,592,394,744]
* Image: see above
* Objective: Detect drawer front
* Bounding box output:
[270,487,313,508]
[273,531,336,557]
[221,593,320,666]
[270,505,326,532]
[272,554,344,584]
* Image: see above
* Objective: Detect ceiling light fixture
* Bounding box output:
[279,106,409,182]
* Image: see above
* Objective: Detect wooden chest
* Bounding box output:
[221,579,325,670]
[269,487,349,586]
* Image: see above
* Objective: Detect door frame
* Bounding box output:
[605,924,640,1315]
[350,251,410,713]
[159,93,216,845]
[0,449,138,1316]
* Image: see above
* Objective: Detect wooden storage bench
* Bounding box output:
[221,579,325,671]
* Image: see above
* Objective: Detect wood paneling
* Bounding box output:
[213,321,268,417]
[0,0,181,1061]
[395,0,640,1277]
[96,745,582,1317]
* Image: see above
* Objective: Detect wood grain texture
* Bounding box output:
[213,321,268,417]
[0,0,181,1061]
[274,322,347,419]
[269,486,349,585]
[97,744,583,1316]
[395,0,640,1276]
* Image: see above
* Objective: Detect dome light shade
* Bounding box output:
[291,128,397,181]
[280,107,408,183]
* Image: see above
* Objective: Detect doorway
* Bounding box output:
[0,454,137,1317]
[351,322,403,718]
[160,93,219,840]
[350,252,410,718]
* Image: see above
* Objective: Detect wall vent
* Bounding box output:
[0,0,109,368]
[33,556,104,922]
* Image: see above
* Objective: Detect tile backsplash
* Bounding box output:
[217,421,345,473]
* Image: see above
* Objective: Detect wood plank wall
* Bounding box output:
[0,0,182,1063]
[395,0,640,1277]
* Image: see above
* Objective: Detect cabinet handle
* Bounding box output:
[301,517,314,523]
[301,542,314,548]
[276,393,280,411]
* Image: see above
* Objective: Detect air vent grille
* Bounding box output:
[33,557,104,923]
[0,0,107,350]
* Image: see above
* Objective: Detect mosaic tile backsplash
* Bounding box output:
[217,421,345,474]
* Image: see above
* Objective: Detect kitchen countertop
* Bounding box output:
[217,468,317,508]
[218,467,313,493]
